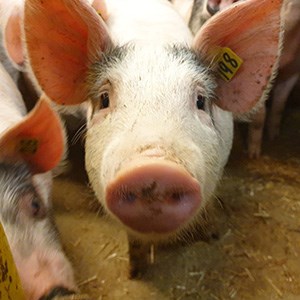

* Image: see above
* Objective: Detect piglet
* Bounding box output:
[23,0,283,276]
[0,62,76,300]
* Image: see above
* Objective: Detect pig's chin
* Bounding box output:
[105,159,202,241]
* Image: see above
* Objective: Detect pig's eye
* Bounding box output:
[196,95,205,110]
[99,92,110,109]
[20,192,46,219]
[31,199,41,217]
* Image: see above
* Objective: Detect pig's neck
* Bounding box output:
[105,0,193,46]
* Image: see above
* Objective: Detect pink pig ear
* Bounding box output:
[0,97,64,174]
[92,0,109,21]
[4,10,24,68]
[194,0,283,114]
[24,0,112,105]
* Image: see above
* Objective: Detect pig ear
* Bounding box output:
[92,0,109,21]
[4,10,24,68]
[24,0,112,105]
[0,97,64,174]
[193,0,283,114]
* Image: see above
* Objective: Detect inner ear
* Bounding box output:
[193,0,283,114]
[4,11,24,68]
[24,0,112,105]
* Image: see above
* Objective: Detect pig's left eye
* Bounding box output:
[99,92,110,109]
[196,95,205,110]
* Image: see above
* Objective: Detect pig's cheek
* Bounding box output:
[88,110,110,127]
[196,110,214,128]
[13,246,76,300]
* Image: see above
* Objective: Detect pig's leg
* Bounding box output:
[128,235,152,278]
[267,74,299,140]
[247,105,266,158]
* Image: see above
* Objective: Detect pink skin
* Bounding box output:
[92,0,109,21]
[106,160,201,234]
[14,249,76,300]
[4,10,24,66]
[247,105,266,159]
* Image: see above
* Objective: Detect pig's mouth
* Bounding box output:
[106,160,202,235]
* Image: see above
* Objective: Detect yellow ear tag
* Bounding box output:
[18,138,39,154]
[0,222,26,300]
[215,47,243,82]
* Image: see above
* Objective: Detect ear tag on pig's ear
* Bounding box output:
[17,138,39,155]
[214,47,243,82]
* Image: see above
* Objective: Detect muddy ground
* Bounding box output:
[53,83,300,300]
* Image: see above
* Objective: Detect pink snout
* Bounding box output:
[106,161,201,234]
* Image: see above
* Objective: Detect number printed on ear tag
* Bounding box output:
[216,47,243,82]
[18,139,39,154]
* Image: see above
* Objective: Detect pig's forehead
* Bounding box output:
[89,44,214,90]
[0,162,31,186]
[0,162,33,201]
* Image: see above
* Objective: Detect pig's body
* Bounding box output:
[106,0,192,44]
[266,0,300,140]
[0,63,76,299]
[24,0,283,274]
[170,0,195,23]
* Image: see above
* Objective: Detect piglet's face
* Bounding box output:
[85,45,233,239]
[0,163,76,300]
[24,0,283,239]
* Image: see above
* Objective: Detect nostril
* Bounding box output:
[170,192,183,203]
[124,192,137,203]
[39,286,75,300]
[31,200,40,215]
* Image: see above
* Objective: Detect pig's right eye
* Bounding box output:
[20,192,46,220]
[99,92,110,109]
[196,95,205,110]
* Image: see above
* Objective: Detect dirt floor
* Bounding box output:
[53,83,300,300]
